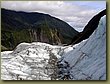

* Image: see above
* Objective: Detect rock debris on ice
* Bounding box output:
[1,42,73,80]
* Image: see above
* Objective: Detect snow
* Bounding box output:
[1,16,106,80]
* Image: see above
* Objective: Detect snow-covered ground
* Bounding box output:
[1,16,106,80]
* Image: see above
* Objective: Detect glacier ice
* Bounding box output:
[1,42,73,80]
[57,15,106,80]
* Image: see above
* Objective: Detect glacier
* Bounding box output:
[1,42,73,80]
[1,16,106,80]
[57,15,106,80]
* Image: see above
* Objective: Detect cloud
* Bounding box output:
[1,1,106,32]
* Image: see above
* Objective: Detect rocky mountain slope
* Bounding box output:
[1,15,106,80]
[1,8,79,51]
[70,9,106,45]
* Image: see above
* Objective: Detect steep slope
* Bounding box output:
[1,8,79,50]
[70,9,106,45]
[58,15,106,80]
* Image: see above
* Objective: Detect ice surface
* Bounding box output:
[57,15,106,80]
[1,41,73,80]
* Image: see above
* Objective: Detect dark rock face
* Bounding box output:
[70,9,106,45]
[1,8,79,50]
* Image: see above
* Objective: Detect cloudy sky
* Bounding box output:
[1,1,106,32]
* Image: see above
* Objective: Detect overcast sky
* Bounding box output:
[1,1,106,32]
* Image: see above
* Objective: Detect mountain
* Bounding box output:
[70,9,106,45]
[1,8,79,51]
[1,15,106,80]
